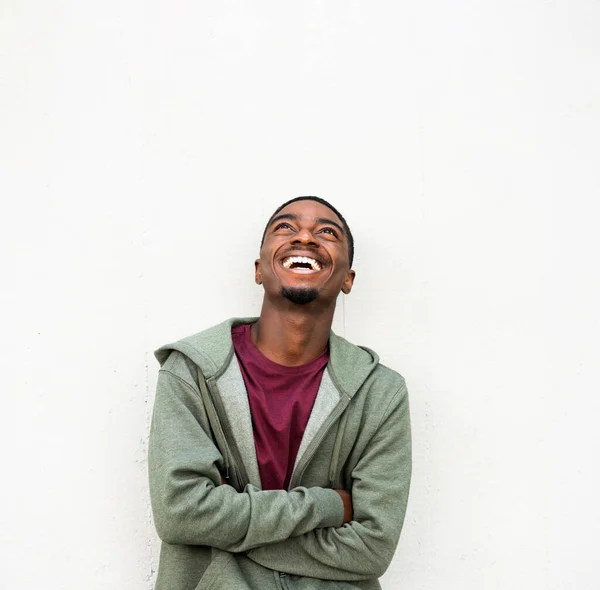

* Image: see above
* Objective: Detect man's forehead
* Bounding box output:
[273,200,343,226]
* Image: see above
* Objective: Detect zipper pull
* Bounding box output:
[279,572,287,578]
[225,466,230,479]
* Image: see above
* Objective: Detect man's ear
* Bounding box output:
[341,269,356,294]
[254,259,263,285]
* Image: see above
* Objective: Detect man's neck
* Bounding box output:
[251,302,334,367]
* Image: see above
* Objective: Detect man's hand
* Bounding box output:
[334,489,353,525]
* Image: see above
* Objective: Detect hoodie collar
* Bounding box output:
[155,317,379,398]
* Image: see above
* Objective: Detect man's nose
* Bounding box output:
[292,228,318,246]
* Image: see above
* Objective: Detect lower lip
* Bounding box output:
[283,267,321,274]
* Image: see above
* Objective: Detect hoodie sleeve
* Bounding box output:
[246,382,412,581]
[148,352,345,552]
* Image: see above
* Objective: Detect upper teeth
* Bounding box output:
[283,256,322,271]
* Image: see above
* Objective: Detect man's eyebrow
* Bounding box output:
[269,213,345,236]
[269,213,299,227]
[316,217,345,236]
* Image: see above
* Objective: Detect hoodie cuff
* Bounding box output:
[311,487,345,528]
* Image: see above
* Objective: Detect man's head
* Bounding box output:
[256,197,355,306]
[260,197,354,267]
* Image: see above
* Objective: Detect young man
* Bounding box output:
[148,197,412,590]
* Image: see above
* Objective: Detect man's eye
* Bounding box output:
[321,227,338,237]
[274,223,293,231]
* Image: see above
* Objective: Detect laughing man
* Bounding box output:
[148,196,412,590]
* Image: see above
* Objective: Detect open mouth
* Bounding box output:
[281,255,323,273]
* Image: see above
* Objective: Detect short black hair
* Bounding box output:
[260,196,354,267]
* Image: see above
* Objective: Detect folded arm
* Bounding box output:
[248,384,412,580]
[148,360,345,552]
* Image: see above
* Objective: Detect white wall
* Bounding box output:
[2,1,599,588]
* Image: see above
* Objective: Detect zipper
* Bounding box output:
[197,365,250,490]
[278,571,288,590]
[288,397,349,490]
[206,377,250,489]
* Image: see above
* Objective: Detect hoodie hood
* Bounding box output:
[155,317,380,399]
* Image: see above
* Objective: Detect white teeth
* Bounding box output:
[282,256,322,271]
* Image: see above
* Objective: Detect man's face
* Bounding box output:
[255,200,355,305]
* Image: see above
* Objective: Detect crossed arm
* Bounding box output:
[149,364,347,553]
[248,393,412,580]
[149,356,411,578]
[218,475,353,523]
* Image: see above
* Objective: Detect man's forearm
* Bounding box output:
[152,476,345,551]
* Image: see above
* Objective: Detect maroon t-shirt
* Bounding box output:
[231,323,329,490]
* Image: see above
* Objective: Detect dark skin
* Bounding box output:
[253,200,355,364]
[251,199,356,524]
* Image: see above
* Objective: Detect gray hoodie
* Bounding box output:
[149,318,412,590]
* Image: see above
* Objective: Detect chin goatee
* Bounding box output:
[281,287,319,305]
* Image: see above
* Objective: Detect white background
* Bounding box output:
[2,1,599,589]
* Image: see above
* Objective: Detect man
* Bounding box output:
[148,196,412,590]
